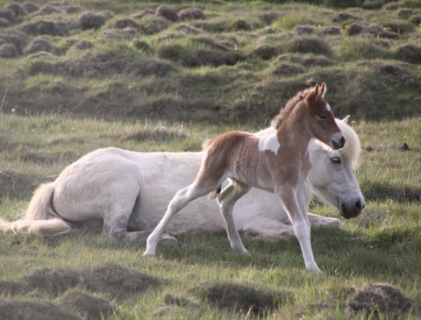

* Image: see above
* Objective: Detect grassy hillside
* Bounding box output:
[0,0,420,319]
[0,0,420,124]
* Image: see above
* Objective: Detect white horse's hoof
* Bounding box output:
[159,234,179,248]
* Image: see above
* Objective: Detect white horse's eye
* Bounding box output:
[330,157,341,164]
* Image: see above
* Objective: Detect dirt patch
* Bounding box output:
[112,18,139,30]
[175,23,200,35]
[396,44,421,64]
[61,290,116,320]
[251,44,277,60]
[346,283,412,316]
[157,43,244,67]
[23,37,54,54]
[22,267,82,296]
[137,16,170,35]
[32,4,61,16]
[322,26,341,35]
[22,3,39,14]
[79,12,106,30]
[156,5,178,22]
[287,36,332,56]
[0,29,28,52]
[21,20,69,36]
[0,280,26,296]
[0,9,16,24]
[271,63,304,76]
[0,43,19,57]
[332,12,361,22]
[294,25,316,34]
[0,300,79,320]
[179,8,206,21]
[325,282,418,318]
[1,264,163,301]
[191,280,293,317]
[86,264,162,297]
[6,3,26,18]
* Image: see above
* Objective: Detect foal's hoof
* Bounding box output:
[159,234,179,248]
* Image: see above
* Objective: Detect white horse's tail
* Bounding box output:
[0,182,71,236]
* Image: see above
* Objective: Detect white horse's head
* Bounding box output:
[308,116,365,219]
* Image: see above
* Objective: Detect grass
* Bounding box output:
[0,115,419,319]
[0,0,420,319]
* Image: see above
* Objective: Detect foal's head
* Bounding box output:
[303,83,345,150]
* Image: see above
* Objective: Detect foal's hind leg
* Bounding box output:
[144,183,214,256]
[217,179,251,254]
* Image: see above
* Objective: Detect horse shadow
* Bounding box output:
[145,226,421,278]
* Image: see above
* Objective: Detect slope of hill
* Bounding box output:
[0,0,420,125]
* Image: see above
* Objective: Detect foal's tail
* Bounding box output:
[0,182,71,236]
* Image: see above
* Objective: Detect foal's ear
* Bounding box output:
[306,83,322,104]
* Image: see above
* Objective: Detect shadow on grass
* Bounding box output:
[4,223,420,279]
[362,182,420,203]
[154,227,421,278]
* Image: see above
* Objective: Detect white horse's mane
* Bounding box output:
[336,118,361,170]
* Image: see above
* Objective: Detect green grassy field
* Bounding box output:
[0,0,420,319]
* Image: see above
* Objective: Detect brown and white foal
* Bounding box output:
[144,83,345,273]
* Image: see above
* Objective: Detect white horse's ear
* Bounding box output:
[341,115,350,124]
[320,82,327,97]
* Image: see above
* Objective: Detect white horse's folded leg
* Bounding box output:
[159,233,179,247]
[217,180,250,255]
[241,217,295,241]
[307,213,343,229]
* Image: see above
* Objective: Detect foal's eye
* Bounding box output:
[317,113,327,120]
[330,157,341,164]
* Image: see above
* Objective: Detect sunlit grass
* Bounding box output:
[0,114,420,319]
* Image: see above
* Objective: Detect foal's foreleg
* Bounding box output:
[217,179,251,254]
[277,185,321,273]
[143,184,209,256]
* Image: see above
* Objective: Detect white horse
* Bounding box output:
[0,117,363,245]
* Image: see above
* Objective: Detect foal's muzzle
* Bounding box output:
[331,136,346,150]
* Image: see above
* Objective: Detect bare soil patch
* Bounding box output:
[191,280,293,317]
